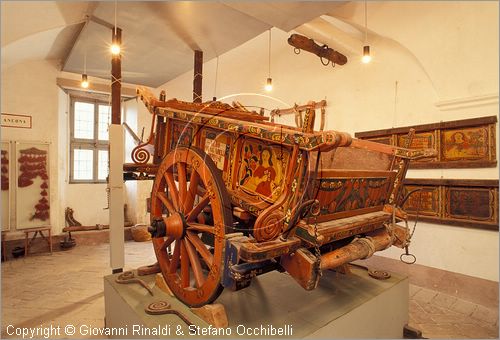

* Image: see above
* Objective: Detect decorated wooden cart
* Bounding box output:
[123,89,435,307]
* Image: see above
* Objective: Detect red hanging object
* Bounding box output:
[18,147,49,221]
[1,150,8,191]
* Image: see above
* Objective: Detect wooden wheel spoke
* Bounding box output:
[186,223,215,234]
[180,242,190,287]
[150,147,232,306]
[164,171,180,211]
[161,236,175,252]
[186,231,213,267]
[169,241,181,274]
[177,163,188,209]
[186,194,210,222]
[185,170,200,213]
[156,192,176,215]
[183,239,205,288]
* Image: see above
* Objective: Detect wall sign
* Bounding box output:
[1,113,32,129]
[403,178,498,231]
[355,116,497,169]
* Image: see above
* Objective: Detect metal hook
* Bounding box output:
[320,56,330,66]
[400,245,416,264]
[294,47,301,55]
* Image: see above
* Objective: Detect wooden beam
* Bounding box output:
[193,50,203,103]
[111,28,122,124]
[56,78,136,98]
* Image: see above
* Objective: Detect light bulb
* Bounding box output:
[81,74,89,88]
[265,77,273,92]
[110,43,121,55]
[362,45,371,64]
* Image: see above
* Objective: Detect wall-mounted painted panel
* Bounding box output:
[355,116,497,169]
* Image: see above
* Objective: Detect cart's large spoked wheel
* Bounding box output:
[150,147,232,307]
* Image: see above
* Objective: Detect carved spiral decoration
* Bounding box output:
[368,269,391,280]
[145,300,171,315]
[253,211,283,242]
[132,145,151,164]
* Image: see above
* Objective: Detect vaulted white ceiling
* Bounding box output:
[1,1,348,87]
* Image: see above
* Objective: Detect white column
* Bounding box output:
[109,124,124,272]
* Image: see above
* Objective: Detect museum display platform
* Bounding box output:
[104,266,408,338]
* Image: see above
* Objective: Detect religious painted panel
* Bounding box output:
[170,121,193,150]
[403,179,498,230]
[445,187,495,221]
[200,129,233,182]
[402,185,440,216]
[237,139,290,202]
[398,131,437,163]
[355,116,497,168]
[441,127,490,162]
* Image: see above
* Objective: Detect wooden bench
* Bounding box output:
[23,227,52,256]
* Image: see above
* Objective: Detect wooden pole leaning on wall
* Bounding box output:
[111,28,122,124]
[193,50,203,103]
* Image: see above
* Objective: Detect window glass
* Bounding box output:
[73,149,94,180]
[98,105,111,141]
[74,102,94,139]
[98,150,109,180]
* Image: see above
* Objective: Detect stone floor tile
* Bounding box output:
[432,292,457,309]
[471,304,499,325]
[417,322,462,338]
[409,284,422,298]
[429,312,470,324]
[454,322,499,339]
[415,300,451,315]
[413,287,438,304]
[450,298,478,316]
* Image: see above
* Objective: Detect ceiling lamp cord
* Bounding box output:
[114,0,117,36]
[362,1,372,64]
[111,0,121,55]
[265,29,273,92]
[213,56,219,101]
[81,16,89,89]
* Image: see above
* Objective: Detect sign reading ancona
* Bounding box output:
[1,113,32,129]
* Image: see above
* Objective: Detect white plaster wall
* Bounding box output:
[1,61,112,234]
[154,2,499,281]
[1,60,63,235]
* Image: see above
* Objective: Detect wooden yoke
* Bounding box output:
[288,34,348,66]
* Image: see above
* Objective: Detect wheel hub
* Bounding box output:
[149,213,187,239]
[164,213,186,239]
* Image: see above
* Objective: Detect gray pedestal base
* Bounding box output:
[104,266,408,338]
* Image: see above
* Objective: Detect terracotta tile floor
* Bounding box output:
[1,241,498,338]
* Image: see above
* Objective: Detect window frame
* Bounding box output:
[69,96,110,184]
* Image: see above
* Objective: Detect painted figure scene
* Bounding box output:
[238,141,288,201]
